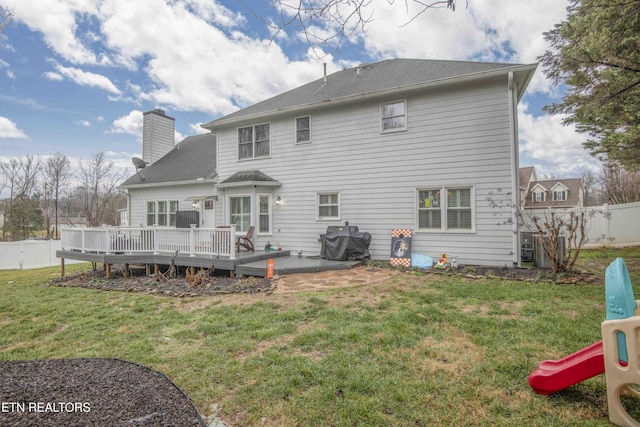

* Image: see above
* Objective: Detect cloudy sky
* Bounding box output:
[0,0,602,185]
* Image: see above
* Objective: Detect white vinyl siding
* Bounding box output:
[214,76,518,266]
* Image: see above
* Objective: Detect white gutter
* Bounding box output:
[119,178,217,190]
[203,63,538,130]
[508,71,520,267]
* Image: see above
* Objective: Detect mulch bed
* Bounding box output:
[45,266,274,297]
[0,358,205,426]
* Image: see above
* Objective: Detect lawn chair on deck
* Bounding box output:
[236,226,255,252]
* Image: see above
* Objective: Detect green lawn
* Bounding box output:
[1,248,640,426]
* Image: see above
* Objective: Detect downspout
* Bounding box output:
[508,72,520,267]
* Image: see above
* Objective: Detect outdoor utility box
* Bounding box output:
[175,210,199,228]
[521,232,534,263]
[320,225,372,261]
[533,234,565,268]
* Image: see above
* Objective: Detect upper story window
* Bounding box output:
[553,190,566,201]
[417,187,474,232]
[295,116,311,144]
[381,100,407,133]
[238,123,270,160]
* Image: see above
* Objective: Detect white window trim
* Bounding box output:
[553,190,567,201]
[228,194,252,233]
[295,115,311,145]
[380,99,407,133]
[237,123,271,160]
[316,192,341,221]
[146,200,179,226]
[532,191,545,202]
[416,186,475,233]
[257,193,273,236]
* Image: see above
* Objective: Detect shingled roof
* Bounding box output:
[120,133,216,188]
[203,58,537,129]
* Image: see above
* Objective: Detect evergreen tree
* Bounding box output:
[540,0,640,169]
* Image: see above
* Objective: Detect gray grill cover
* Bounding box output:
[320,226,371,261]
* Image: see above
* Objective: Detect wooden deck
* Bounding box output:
[56,249,361,278]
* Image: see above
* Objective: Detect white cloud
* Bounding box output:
[76,119,92,127]
[0,117,27,139]
[518,104,600,177]
[45,63,121,94]
[108,110,143,139]
[3,0,102,65]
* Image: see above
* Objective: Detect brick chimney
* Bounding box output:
[142,109,175,165]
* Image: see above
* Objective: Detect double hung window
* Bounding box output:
[417,187,473,232]
[238,124,270,159]
[317,193,340,220]
[381,100,407,132]
[296,116,311,144]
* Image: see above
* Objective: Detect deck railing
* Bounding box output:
[60,225,237,259]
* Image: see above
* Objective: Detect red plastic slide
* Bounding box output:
[528,341,605,395]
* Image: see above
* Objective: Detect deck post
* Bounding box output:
[189,224,196,257]
[106,264,111,279]
[105,226,112,255]
[124,263,130,277]
[154,264,159,276]
[153,226,160,254]
[229,225,236,260]
[146,264,150,276]
[60,258,65,278]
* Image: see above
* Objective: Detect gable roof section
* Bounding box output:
[203,58,537,129]
[120,133,217,188]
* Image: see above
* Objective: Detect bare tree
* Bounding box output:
[0,156,41,239]
[42,153,73,239]
[580,169,604,206]
[601,162,640,205]
[242,0,464,54]
[0,6,13,38]
[487,188,603,274]
[77,153,128,227]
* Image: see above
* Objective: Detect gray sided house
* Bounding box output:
[201,58,537,266]
[120,110,218,229]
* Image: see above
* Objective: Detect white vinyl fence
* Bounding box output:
[0,240,83,270]
[582,201,640,248]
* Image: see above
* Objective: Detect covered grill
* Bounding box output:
[320,225,371,261]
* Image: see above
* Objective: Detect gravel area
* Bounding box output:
[0,358,205,426]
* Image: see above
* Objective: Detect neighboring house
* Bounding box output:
[520,167,584,210]
[120,109,218,229]
[206,58,538,266]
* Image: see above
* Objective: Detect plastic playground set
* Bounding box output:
[528,258,640,426]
